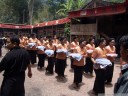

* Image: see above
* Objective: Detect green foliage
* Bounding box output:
[73,0,88,10]
[46,0,66,20]
[32,4,50,24]
[0,0,28,24]
[57,0,88,38]
[56,0,73,17]
[0,0,126,24]
[64,23,70,40]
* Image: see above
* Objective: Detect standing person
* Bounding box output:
[92,38,107,95]
[45,38,56,74]
[53,35,59,46]
[19,34,25,48]
[0,36,32,96]
[105,38,116,85]
[56,37,68,79]
[84,38,95,76]
[23,34,29,47]
[27,33,38,65]
[72,40,87,88]
[0,37,3,57]
[65,38,70,67]
[53,35,59,66]
[2,36,7,46]
[37,37,46,69]
[43,36,49,46]
[114,35,128,93]
[119,57,127,76]
[70,36,79,69]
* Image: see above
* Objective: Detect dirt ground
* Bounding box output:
[0,48,121,96]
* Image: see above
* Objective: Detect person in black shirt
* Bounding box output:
[114,35,128,93]
[0,36,32,96]
[0,38,3,57]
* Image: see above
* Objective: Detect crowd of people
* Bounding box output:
[0,33,128,96]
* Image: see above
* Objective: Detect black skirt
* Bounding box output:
[27,50,37,64]
[93,69,105,94]
[105,62,114,83]
[46,57,55,73]
[84,57,93,74]
[55,59,66,77]
[74,65,83,84]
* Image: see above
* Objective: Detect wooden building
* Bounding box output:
[68,0,128,41]
[33,18,71,38]
[0,24,32,37]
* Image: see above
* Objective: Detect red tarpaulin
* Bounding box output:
[68,3,127,18]
[34,17,71,28]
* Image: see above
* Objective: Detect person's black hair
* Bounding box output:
[79,39,84,45]
[88,38,94,43]
[19,34,23,37]
[49,38,53,42]
[40,36,43,38]
[31,33,36,37]
[53,34,57,37]
[120,35,128,50]
[108,38,115,43]
[59,37,65,42]
[98,38,105,46]
[73,36,78,41]
[10,35,20,45]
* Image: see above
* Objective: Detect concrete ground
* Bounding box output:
[0,48,120,96]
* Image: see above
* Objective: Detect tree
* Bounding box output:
[32,3,50,24]
[73,0,88,10]
[46,0,66,20]
[0,0,28,24]
[56,0,73,17]
[28,0,35,25]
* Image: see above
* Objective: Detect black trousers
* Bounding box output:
[84,57,93,74]
[74,65,83,84]
[105,62,114,83]
[46,57,54,73]
[70,58,74,69]
[93,69,105,94]
[0,73,25,96]
[56,59,66,77]
[37,54,46,68]
[54,51,57,63]
[27,50,37,64]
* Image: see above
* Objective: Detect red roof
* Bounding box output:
[68,3,127,18]
[0,24,33,29]
[34,17,71,28]
[0,18,70,29]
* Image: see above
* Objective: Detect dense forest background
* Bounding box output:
[0,0,125,24]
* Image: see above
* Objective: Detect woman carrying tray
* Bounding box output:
[70,36,79,69]
[27,33,38,65]
[56,37,68,79]
[84,38,95,76]
[105,38,116,85]
[92,38,109,95]
[45,38,56,74]
[71,40,86,88]
[37,37,46,69]
[19,34,26,49]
